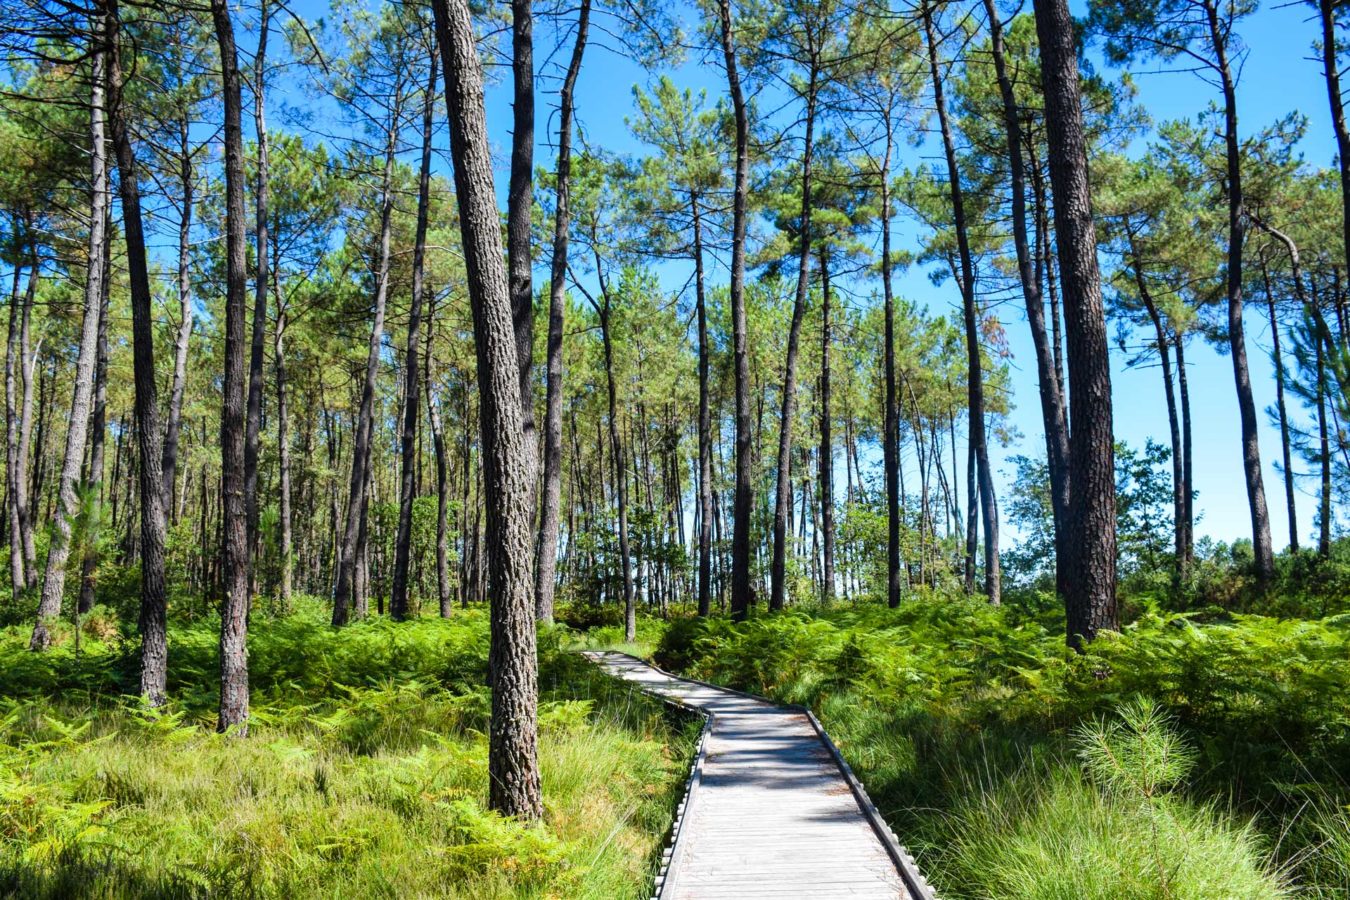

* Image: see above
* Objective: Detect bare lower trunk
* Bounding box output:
[31,25,111,651]
[534,0,590,622]
[770,74,818,613]
[1132,239,1187,573]
[108,0,169,703]
[274,307,292,607]
[244,0,272,588]
[924,0,998,604]
[427,350,452,616]
[162,123,193,515]
[211,0,252,731]
[1260,261,1297,552]
[1176,333,1194,568]
[1317,337,1331,556]
[333,129,399,625]
[1321,0,1350,279]
[694,192,714,617]
[1033,0,1117,648]
[508,0,536,473]
[985,0,1069,595]
[818,246,834,606]
[880,127,902,608]
[5,259,25,594]
[1206,0,1273,584]
[78,225,111,615]
[433,0,542,821]
[392,46,438,621]
[719,0,754,621]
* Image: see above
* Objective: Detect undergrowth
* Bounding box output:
[0,599,696,899]
[655,600,1350,898]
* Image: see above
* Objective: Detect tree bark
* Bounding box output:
[211,0,253,731]
[245,0,272,586]
[162,111,193,517]
[1317,335,1331,557]
[694,189,714,617]
[274,303,292,607]
[392,46,438,621]
[718,0,755,621]
[426,345,452,616]
[432,0,543,822]
[1320,0,1350,279]
[107,0,170,703]
[923,0,999,604]
[1175,332,1194,567]
[770,71,818,613]
[1033,0,1117,648]
[534,0,590,622]
[984,0,1070,596]
[5,255,27,594]
[1259,259,1297,553]
[333,120,399,625]
[1205,0,1274,583]
[78,215,111,615]
[818,246,834,606]
[508,0,536,464]
[31,21,111,651]
[1131,236,1188,573]
[879,122,902,609]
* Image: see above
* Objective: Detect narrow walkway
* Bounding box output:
[585,651,935,900]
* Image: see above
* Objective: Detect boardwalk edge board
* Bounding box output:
[581,649,939,900]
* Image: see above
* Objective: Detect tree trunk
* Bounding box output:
[880,123,902,609]
[333,125,399,625]
[985,0,1070,596]
[5,256,27,593]
[1131,237,1188,573]
[1175,332,1194,568]
[31,23,111,651]
[245,0,272,588]
[597,295,635,641]
[211,0,253,731]
[1259,260,1297,553]
[433,0,543,822]
[534,0,590,622]
[78,219,111,615]
[162,117,193,517]
[719,0,755,621]
[1033,0,1117,648]
[1205,0,1274,584]
[427,346,452,616]
[694,190,714,617]
[818,246,834,606]
[770,72,818,613]
[923,0,998,603]
[274,305,293,607]
[1317,335,1332,557]
[107,0,170,704]
[508,0,536,465]
[392,47,438,621]
[1321,0,1350,279]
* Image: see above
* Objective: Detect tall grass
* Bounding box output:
[655,601,1350,898]
[0,601,695,898]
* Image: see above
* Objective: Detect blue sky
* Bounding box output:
[289,0,1334,549]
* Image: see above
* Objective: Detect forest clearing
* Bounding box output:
[3,0,1350,896]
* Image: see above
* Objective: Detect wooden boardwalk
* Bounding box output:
[584,651,936,900]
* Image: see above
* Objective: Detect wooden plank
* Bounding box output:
[583,651,938,900]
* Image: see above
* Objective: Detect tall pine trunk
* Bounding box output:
[1033,0,1117,648]
[508,0,536,466]
[1321,0,1350,280]
[818,246,834,606]
[78,224,111,615]
[718,0,754,621]
[433,0,543,821]
[31,21,111,651]
[923,0,999,604]
[770,72,818,612]
[694,190,714,617]
[107,0,170,703]
[211,0,252,731]
[244,0,272,588]
[162,115,193,516]
[1205,0,1274,584]
[984,0,1069,596]
[534,0,590,622]
[392,46,439,621]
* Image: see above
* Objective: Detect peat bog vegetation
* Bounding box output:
[6,0,1350,896]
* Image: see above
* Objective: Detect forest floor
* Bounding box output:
[0,602,696,899]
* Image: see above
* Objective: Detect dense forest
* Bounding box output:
[2,0,1350,896]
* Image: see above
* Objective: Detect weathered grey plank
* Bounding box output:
[583,651,937,900]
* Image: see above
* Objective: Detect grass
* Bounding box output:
[0,600,697,899]
[653,599,1350,898]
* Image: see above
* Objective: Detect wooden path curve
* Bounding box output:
[584,651,936,900]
